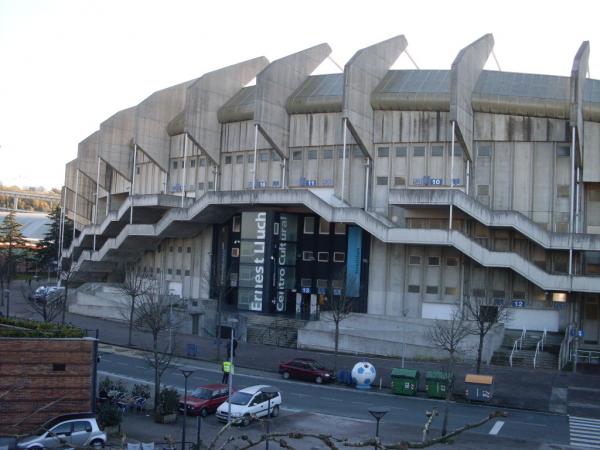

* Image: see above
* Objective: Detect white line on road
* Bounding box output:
[489,421,504,435]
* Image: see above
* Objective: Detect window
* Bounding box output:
[427,256,440,266]
[198,182,204,190]
[322,149,333,159]
[409,255,421,265]
[156,268,161,274]
[247,154,254,163]
[396,146,407,157]
[333,252,345,263]
[319,218,329,234]
[318,252,329,262]
[272,180,280,187]
[426,286,439,294]
[431,145,444,157]
[225,156,232,164]
[377,147,389,157]
[199,158,205,167]
[301,278,312,288]
[446,257,458,267]
[445,287,459,296]
[557,145,570,157]
[181,160,185,168]
[168,268,173,275]
[413,146,425,157]
[493,290,505,299]
[293,150,302,161]
[316,279,328,288]
[176,269,181,275]
[208,181,214,190]
[190,159,196,168]
[184,270,190,276]
[51,423,72,435]
[236,154,243,164]
[136,166,140,174]
[169,246,174,253]
[334,223,346,235]
[477,185,489,196]
[178,247,182,253]
[303,217,315,234]
[172,161,178,169]
[513,291,526,300]
[557,185,570,198]
[259,152,269,162]
[303,251,315,261]
[478,145,491,157]
[394,176,406,186]
[73,421,92,433]
[52,363,66,372]
[187,247,192,253]
[376,176,388,186]
[272,151,281,161]
[232,216,241,232]
[450,144,463,157]
[231,248,240,257]
[308,149,318,160]
[408,285,420,293]
[472,288,485,297]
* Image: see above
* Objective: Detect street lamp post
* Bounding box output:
[260,386,278,450]
[227,318,238,426]
[180,367,195,450]
[368,407,388,448]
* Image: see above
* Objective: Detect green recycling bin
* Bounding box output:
[425,371,453,399]
[390,368,420,396]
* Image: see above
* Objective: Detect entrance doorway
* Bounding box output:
[583,298,600,346]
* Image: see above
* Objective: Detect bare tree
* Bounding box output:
[134,288,177,414]
[118,263,153,346]
[58,259,75,325]
[21,283,65,322]
[464,296,510,374]
[323,282,354,372]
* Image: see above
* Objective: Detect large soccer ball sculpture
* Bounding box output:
[351,361,376,390]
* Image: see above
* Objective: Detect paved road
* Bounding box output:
[98,347,571,447]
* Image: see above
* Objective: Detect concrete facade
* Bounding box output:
[60,36,600,357]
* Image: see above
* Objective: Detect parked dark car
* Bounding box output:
[278,358,336,384]
[178,383,230,417]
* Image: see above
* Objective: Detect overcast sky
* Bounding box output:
[0,0,597,190]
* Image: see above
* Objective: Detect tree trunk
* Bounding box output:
[476,333,484,374]
[61,281,69,325]
[128,296,135,346]
[334,320,340,372]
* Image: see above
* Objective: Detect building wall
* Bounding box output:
[0,338,96,436]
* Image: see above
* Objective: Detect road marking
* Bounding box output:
[321,396,342,402]
[569,415,600,449]
[570,387,600,394]
[489,420,504,435]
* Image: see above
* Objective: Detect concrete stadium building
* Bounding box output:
[61,34,600,364]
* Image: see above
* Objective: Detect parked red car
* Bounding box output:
[179,384,230,417]
[278,358,336,384]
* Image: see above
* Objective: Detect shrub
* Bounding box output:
[99,376,115,394]
[132,383,151,399]
[0,317,84,338]
[97,402,122,428]
[157,387,180,415]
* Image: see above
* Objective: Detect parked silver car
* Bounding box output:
[17,414,106,449]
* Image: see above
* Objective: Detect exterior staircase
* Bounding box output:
[243,314,307,348]
[491,329,561,370]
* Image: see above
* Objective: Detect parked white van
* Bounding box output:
[216,385,281,426]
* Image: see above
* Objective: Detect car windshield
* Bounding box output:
[190,388,212,399]
[309,362,325,370]
[229,392,252,405]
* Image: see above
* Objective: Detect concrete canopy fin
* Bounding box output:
[185,57,269,164]
[570,41,589,163]
[99,106,136,181]
[64,159,78,214]
[135,80,194,171]
[343,35,407,159]
[77,131,105,188]
[255,44,331,159]
[450,33,494,161]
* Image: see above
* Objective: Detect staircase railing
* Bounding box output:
[558,323,575,370]
[509,328,526,367]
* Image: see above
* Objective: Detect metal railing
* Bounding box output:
[533,328,547,368]
[574,349,600,365]
[559,323,575,370]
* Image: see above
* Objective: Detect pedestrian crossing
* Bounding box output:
[570,416,600,449]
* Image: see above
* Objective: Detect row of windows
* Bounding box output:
[231,216,347,236]
[407,285,459,295]
[157,246,192,253]
[172,158,207,170]
[141,266,191,277]
[377,145,464,158]
[476,144,571,158]
[232,248,346,263]
[408,256,459,267]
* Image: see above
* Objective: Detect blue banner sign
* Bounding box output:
[345,227,362,297]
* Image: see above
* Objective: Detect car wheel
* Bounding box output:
[200,408,208,418]
[90,439,105,449]
[315,376,323,384]
[270,405,280,417]
[241,415,251,427]
[282,371,290,380]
